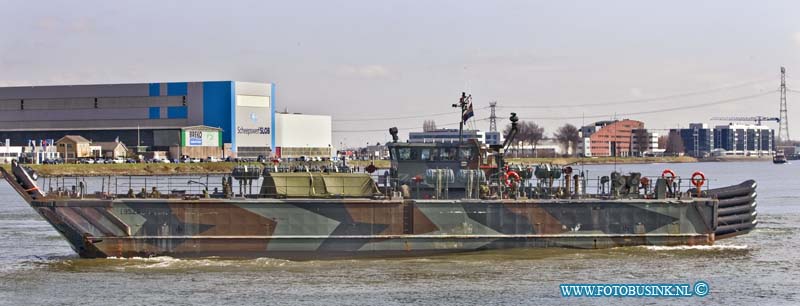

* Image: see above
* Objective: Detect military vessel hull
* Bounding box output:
[21,196,717,259]
[3,154,758,260]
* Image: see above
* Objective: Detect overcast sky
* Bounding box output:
[2,1,800,147]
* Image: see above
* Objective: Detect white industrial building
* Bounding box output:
[0,81,336,160]
[274,113,332,158]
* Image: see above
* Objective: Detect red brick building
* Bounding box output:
[579,119,644,157]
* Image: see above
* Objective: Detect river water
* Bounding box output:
[0,161,797,305]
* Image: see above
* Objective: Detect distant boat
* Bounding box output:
[773,150,787,164]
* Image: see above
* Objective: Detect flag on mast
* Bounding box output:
[461,94,474,123]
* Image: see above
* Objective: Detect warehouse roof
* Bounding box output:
[180,125,222,131]
[55,135,91,144]
[94,141,128,152]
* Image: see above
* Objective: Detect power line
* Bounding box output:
[516,90,777,120]
[500,77,775,109]
[333,106,490,122]
[333,81,782,134]
[331,78,775,122]
[333,91,776,132]
[333,118,490,133]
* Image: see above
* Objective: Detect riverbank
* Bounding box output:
[0,156,703,176]
[0,162,259,176]
[505,156,698,165]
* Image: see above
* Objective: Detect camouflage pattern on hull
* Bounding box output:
[28,198,717,259]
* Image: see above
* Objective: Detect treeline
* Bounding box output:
[503,122,580,157]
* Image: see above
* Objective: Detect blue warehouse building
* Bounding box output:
[0,81,276,158]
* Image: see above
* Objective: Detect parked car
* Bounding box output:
[45,158,64,164]
[206,156,221,162]
[126,158,137,164]
[161,159,171,163]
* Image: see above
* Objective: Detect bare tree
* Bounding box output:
[521,122,545,157]
[658,136,668,151]
[633,129,650,157]
[503,121,548,157]
[423,120,437,132]
[554,124,580,156]
[665,131,685,155]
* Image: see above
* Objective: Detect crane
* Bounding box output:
[710,116,780,125]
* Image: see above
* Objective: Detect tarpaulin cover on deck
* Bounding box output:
[260,172,380,198]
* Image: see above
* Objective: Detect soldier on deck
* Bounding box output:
[136,187,147,198]
[150,186,161,198]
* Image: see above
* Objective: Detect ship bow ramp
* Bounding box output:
[693,180,758,239]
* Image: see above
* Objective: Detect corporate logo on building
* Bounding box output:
[189,130,203,146]
[237,126,270,135]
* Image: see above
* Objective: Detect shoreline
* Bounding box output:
[1,155,778,176]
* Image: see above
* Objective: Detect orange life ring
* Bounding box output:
[504,170,521,188]
[691,171,705,188]
[661,169,676,183]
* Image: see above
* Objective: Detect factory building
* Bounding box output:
[0,81,275,158]
[167,126,223,159]
[273,113,332,158]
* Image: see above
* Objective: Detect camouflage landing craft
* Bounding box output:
[1,110,757,260]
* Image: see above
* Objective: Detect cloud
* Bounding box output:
[337,65,390,79]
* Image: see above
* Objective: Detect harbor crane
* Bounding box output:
[710,116,780,125]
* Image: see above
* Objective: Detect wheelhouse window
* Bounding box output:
[459,147,473,160]
[398,148,412,160]
[440,147,457,161]
[420,148,432,161]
